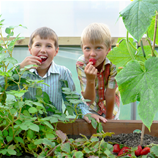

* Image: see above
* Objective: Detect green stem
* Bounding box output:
[152,11,158,57]
[126,31,135,60]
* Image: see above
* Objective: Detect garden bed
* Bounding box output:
[57,119,158,138]
[57,119,158,148]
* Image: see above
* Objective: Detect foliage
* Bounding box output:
[0,15,106,157]
[43,130,115,158]
[107,0,158,130]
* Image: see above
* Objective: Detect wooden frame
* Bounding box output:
[2,37,155,47]
[57,119,158,137]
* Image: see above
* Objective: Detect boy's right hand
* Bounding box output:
[84,62,97,82]
[20,56,42,69]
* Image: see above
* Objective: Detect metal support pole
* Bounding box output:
[131,102,136,120]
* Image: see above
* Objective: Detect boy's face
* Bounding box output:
[82,42,111,67]
[29,35,59,71]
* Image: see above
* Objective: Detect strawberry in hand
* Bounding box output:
[89,58,96,65]
[38,58,42,63]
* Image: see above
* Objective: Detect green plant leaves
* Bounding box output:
[107,38,136,70]
[119,0,158,41]
[116,57,158,130]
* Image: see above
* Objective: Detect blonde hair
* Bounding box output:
[81,23,111,49]
[28,27,58,49]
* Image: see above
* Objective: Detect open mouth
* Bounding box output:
[38,55,48,63]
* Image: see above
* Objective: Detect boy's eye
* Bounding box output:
[96,47,101,50]
[47,45,52,48]
[85,47,90,50]
[35,44,40,47]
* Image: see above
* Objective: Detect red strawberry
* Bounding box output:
[38,59,42,63]
[89,58,96,65]
[140,147,150,155]
[135,145,142,156]
[113,144,121,153]
[118,147,130,156]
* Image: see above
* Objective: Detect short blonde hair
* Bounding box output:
[28,27,58,49]
[81,23,111,49]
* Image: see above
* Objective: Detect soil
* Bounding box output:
[68,133,158,148]
[104,133,158,147]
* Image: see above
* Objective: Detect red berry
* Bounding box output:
[135,145,142,156]
[113,144,121,153]
[140,147,150,155]
[38,59,42,63]
[89,58,96,65]
[118,147,130,156]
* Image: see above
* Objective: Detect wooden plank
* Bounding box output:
[1,37,154,47]
[57,119,158,137]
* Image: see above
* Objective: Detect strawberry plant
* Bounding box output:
[107,0,158,145]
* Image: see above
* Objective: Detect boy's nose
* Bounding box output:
[40,47,46,53]
[90,50,96,56]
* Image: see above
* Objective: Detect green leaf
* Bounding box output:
[50,117,58,123]
[10,108,16,115]
[14,137,24,144]
[6,136,13,142]
[97,122,103,133]
[74,151,83,158]
[61,142,70,153]
[28,107,37,113]
[150,146,158,156]
[116,57,158,130]
[27,129,35,139]
[107,38,136,70]
[120,0,158,41]
[29,124,39,132]
[6,90,27,98]
[0,53,7,62]
[3,130,8,137]
[0,149,7,155]
[19,124,28,130]
[46,133,56,139]
[34,139,43,145]
[5,27,11,34]
[91,119,97,129]
[7,149,16,155]
[42,121,54,129]
[9,128,13,137]
[4,57,18,65]
[43,138,56,147]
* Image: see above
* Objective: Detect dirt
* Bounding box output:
[104,133,158,147]
[68,133,158,148]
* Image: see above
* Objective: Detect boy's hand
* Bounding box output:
[20,56,42,69]
[84,62,97,82]
[83,113,107,123]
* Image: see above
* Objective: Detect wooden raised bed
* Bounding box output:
[57,119,158,137]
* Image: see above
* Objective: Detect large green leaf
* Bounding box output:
[116,57,158,129]
[107,38,136,69]
[120,0,158,41]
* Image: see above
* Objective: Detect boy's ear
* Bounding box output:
[108,45,111,52]
[54,47,59,56]
[28,45,32,55]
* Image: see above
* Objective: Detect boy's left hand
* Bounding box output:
[83,113,107,123]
